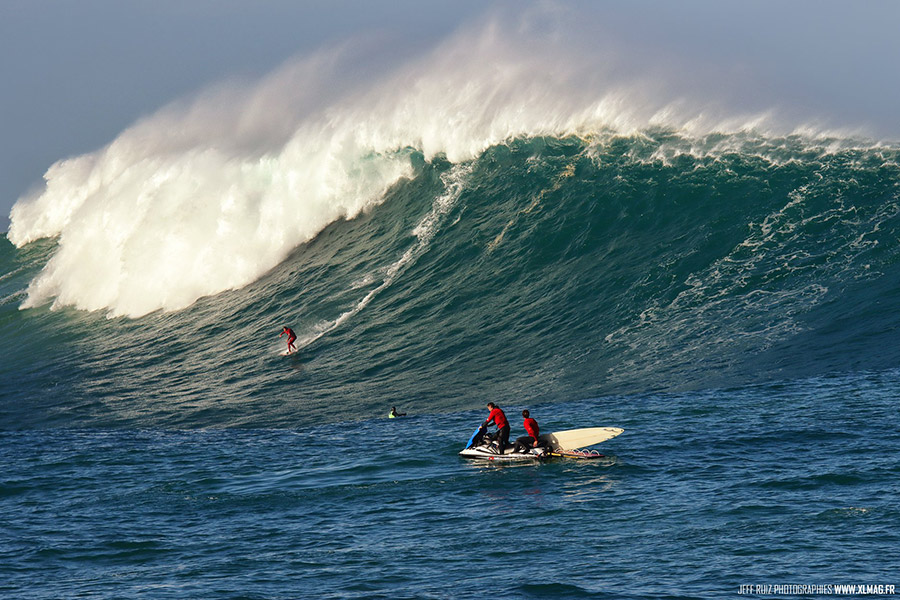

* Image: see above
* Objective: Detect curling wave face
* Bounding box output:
[3,131,900,427]
[6,16,900,431]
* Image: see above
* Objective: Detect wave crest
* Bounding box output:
[6,15,862,317]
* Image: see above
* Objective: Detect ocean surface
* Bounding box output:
[4,55,900,597]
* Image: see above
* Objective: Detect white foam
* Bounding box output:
[7,12,821,317]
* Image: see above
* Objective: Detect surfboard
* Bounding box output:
[539,427,623,451]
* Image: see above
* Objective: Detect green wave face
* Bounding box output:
[3,131,900,428]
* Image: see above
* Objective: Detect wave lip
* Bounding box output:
[10,105,416,317]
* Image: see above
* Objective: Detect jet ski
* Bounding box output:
[458,425,551,461]
[459,425,624,461]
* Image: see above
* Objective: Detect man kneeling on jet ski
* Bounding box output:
[511,409,545,453]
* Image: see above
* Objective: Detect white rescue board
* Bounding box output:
[539,427,624,451]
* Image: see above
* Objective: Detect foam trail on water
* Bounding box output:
[8,13,785,318]
[296,163,473,349]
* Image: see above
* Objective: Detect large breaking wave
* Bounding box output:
[8,16,817,318]
[6,11,900,430]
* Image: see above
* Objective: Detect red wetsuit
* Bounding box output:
[484,407,510,453]
[281,327,297,353]
[486,407,509,429]
[513,416,541,452]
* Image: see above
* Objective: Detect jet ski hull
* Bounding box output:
[458,446,549,461]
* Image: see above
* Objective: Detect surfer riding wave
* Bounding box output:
[279,326,297,354]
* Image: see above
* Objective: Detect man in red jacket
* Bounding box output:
[512,409,542,453]
[483,402,510,454]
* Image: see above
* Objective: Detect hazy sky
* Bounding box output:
[3,0,899,231]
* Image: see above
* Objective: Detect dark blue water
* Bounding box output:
[3,376,898,598]
[3,130,900,597]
